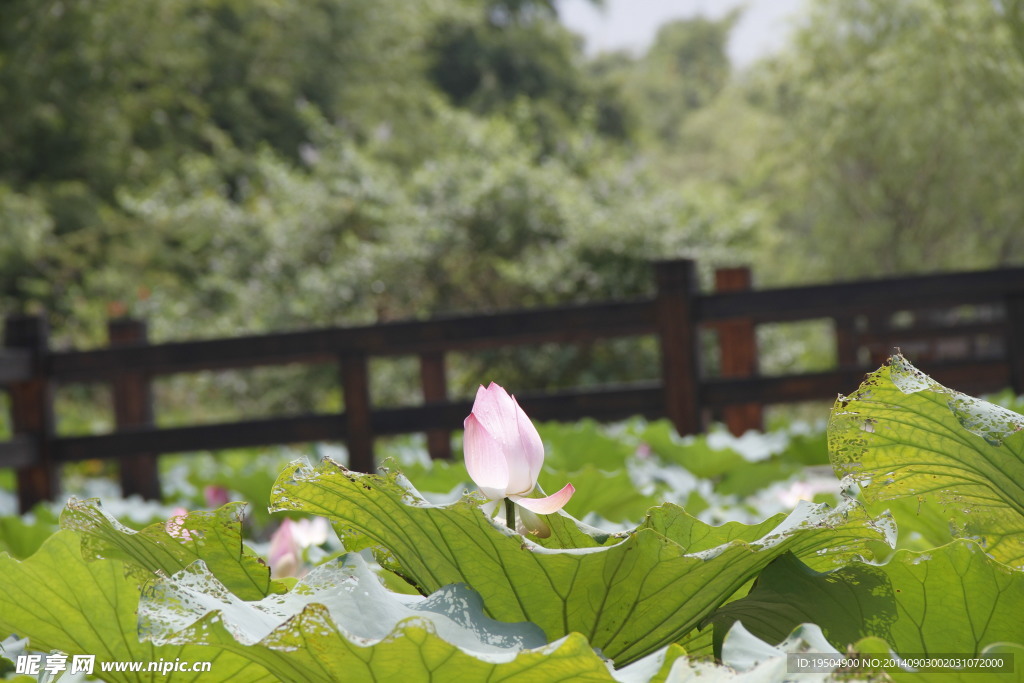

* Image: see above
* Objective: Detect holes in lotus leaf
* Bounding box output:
[946,393,1024,447]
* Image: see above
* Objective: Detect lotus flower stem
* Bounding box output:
[504,497,516,531]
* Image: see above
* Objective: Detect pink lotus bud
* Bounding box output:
[464,383,574,536]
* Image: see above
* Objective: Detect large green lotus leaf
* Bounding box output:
[675,628,714,659]
[829,355,1024,567]
[705,552,895,656]
[140,556,708,683]
[643,501,889,573]
[141,557,614,682]
[140,553,547,652]
[860,493,962,553]
[169,611,616,682]
[537,464,663,524]
[269,458,891,666]
[640,507,788,553]
[60,498,275,601]
[707,541,1024,657]
[0,530,274,682]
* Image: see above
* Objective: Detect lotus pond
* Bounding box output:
[1,356,1023,681]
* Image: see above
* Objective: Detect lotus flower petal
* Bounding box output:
[511,483,575,515]
[268,518,300,578]
[508,392,545,485]
[292,517,330,548]
[480,499,501,518]
[464,413,510,496]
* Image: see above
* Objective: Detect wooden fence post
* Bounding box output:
[834,315,859,368]
[654,259,702,436]
[108,318,161,500]
[715,267,763,435]
[1006,291,1024,395]
[420,352,452,460]
[4,315,57,512]
[340,352,374,472]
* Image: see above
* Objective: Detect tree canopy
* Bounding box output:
[1,0,1021,355]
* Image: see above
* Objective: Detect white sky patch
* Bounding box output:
[558,0,803,68]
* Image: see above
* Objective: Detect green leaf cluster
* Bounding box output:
[0,501,620,681]
[0,357,1022,680]
[268,460,889,667]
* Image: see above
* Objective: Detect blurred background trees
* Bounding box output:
[1,0,1022,406]
[741,0,1024,283]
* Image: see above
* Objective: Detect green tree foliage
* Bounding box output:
[0,0,444,341]
[0,0,754,420]
[0,0,434,182]
[428,0,631,144]
[718,0,1024,282]
[4,0,1021,411]
[619,12,739,145]
[0,0,723,352]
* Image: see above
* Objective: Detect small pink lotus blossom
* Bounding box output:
[268,517,330,578]
[464,382,574,536]
[204,485,231,508]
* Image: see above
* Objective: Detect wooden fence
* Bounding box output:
[2,259,1023,512]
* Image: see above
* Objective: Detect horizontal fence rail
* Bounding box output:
[697,267,1024,323]
[2,259,1023,512]
[48,300,660,382]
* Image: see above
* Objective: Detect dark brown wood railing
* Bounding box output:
[2,259,1023,512]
